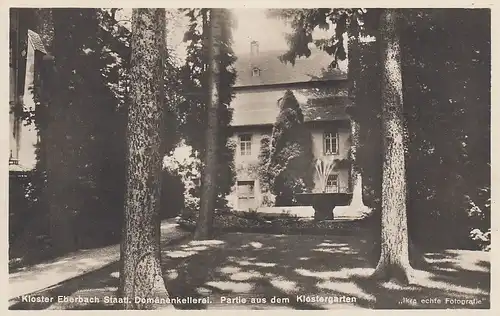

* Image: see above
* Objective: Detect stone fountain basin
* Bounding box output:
[296,193,353,220]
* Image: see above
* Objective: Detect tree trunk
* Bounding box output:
[333,25,372,219]
[371,9,415,284]
[195,9,223,240]
[119,9,171,309]
[347,33,371,214]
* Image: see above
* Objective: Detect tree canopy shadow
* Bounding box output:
[161,232,490,310]
[9,231,490,310]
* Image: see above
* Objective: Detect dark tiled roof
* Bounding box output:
[303,96,352,121]
[230,88,351,127]
[9,162,33,173]
[234,48,347,87]
[28,29,47,54]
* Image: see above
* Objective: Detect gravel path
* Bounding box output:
[9,219,189,300]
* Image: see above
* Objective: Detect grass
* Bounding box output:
[9,232,490,310]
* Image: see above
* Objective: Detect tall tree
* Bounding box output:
[119,9,170,309]
[268,9,415,281]
[179,8,236,239]
[371,9,414,283]
[195,9,223,239]
[270,8,490,253]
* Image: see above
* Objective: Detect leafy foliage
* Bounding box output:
[13,8,175,249]
[402,9,490,248]
[269,8,490,249]
[178,207,372,235]
[257,135,272,191]
[163,142,202,213]
[177,8,237,210]
[33,8,132,247]
[267,9,380,68]
[14,8,188,249]
[467,187,490,251]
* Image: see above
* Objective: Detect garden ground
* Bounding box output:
[9,231,490,310]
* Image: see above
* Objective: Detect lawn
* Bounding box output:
[9,232,490,310]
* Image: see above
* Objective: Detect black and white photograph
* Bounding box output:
[7,5,491,310]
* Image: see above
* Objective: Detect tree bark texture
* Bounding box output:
[119,9,171,309]
[372,9,414,283]
[194,9,224,240]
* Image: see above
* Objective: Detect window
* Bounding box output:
[323,130,339,155]
[325,174,339,193]
[252,67,260,77]
[239,134,252,156]
[237,181,255,199]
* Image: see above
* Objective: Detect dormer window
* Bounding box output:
[252,67,260,77]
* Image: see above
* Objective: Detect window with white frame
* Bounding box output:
[239,134,252,156]
[325,174,339,193]
[237,181,255,199]
[323,130,339,155]
[252,67,260,77]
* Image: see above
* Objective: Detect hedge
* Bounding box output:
[177,208,375,236]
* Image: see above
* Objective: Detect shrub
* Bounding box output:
[177,208,372,236]
[467,187,491,251]
[259,90,314,206]
[163,141,202,213]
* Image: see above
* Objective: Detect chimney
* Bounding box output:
[250,40,259,56]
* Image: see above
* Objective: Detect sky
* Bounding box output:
[118,8,294,53]
[117,8,348,71]
[231,8,293,54]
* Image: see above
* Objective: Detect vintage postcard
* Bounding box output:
[5,2,494,311]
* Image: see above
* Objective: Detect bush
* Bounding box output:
[177,208,373,236]
[163,142,202,213]
[467,187,491,251]
[160,170,185,219]
[9,169,53,255]
[470,228,490,251]
[9,171,36,243]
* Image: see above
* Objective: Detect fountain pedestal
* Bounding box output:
[296,193,352,220]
